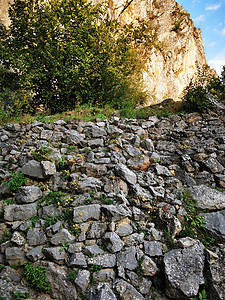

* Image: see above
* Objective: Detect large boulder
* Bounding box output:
[164,240,205,299]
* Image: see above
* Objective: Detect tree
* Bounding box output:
[0,0,148,113]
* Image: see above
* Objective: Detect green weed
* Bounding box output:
[23,262,51,292]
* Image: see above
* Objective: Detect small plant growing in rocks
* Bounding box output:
[23,262,51,292]
[30,145,52,161]
[67,270,79,282]
[6,172,28,191]
[10,291,30,300]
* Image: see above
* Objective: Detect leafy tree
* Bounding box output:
[0,0,150,113]
[208,65,225,102]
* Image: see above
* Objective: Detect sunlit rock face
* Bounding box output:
[105,0,207,104]
[0,0,13,28]
[0,0,207,105]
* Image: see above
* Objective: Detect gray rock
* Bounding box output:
[102,232,123,253]
[142,255,158,276]
[42,204,62,218]
[65,130,84,145]
[114,279,144,300]
[5,247,27,265]
[82,163,107,178]
[117,246,138,270]
[85,126,107,138]
[140,139,154,151]
[73,204,100,223]
[82,244,104,256]
[68,252,87,268]
[115,163,137,184]
[177,237,197,248]
[203,157,224,173]
[50,229,75,246]
[41,161,57,176]
[123,232,145,246]
[188,185,225,210]
[86,222,107,239]
[201,210,225,242]
[43,247,67,264]
[93,269,116,282]
[15,185,42,204]
[115,223,133,237]
[101,204,132,222]
[155,164,172,177]
[75,269,90,292]
[164,241,205,298]
[87,254,116,268]
[26,246,44,261]
[127,271,152,294]
[206,245,225,300]
[21,160,45,179]
[46,262,77,300]
[77,177,102,192]
[4,203,37,221]
[88,138,104,148]
[27,228,47,246]
[92,283,117,300]
[144,241,164,256]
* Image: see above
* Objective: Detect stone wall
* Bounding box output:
[0,107,225,299]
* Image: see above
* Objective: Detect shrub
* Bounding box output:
[23,262,51,292]
[0,0,151,113]
[7,172,28,191]
[182,83,211,112]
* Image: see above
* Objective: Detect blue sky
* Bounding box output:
[178,0,225,75]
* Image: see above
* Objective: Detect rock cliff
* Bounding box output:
[0,0,207,104]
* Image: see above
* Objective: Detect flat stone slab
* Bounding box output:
[73,204,100,222]
[188,185,225,210]
[201,210,225,242]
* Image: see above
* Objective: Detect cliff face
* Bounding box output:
[106,0,207,104]
[0,0,207,105]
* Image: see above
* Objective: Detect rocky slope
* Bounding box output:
[0,0,208,104]
[0,107,225,299]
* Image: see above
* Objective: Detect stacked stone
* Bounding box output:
[0,111,225,299]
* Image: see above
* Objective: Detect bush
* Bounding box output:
[0,0,150,113]
[23,262,51,292]
[182,64,225,112]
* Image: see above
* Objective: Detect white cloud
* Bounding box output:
[208,49,225,75]
[222,28,225,35]
[194,14,206,22]
[205,3,222,11]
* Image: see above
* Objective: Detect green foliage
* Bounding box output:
[207,65,225,102]
[0,229,12,244]
[163,229,175,249]
[10,291,30,300]
[135,256,145,279]
[89,263,103,273]
[60,241,70,251]
[182,64,225,112]
[182,83,211,112]
[171,20,182,33]
[2,198,15,205]
[40,191,67,206]
[7,172,28,191]
[0,0,149,114]
[179,190,215,247]
[67,270,79,282]
[30,145,53,161]
[0,265,5,272]
[190,289,209,300]
[23,262,51,292]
